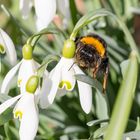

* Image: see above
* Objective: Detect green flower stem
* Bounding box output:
[26,29,58,47]
[104,50,138,140]
[37,55,59,78]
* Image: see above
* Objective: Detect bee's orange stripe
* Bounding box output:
[80,37,105,57]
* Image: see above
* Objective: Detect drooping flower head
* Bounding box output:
[1,40,50,109]
[1,44,39,94]
[47,39,92,114]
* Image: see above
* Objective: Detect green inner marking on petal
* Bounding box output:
[14,110,23,120]
[0,44,5,54]
[59,80,72,90]
[17,79,22,87]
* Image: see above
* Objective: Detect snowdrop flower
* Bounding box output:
[20,0,56,31]
[48,39,92,114]
[1,42,50,109]
[0,76,39,140]
[1,44,39,94]
[0,28,17,65]
[19,0,70,30]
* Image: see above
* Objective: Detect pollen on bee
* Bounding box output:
[80,37,105,57]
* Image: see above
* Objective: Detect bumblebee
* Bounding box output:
[74,34,109,93]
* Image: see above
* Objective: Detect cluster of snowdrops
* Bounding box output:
[0,27,93,140]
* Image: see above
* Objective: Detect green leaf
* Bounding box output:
[37,55,60,78]
[104,50,138,140]
[75,74,109,119]
[0,94,11,103]
[120,59,130,78]
[0,108,13,126]
[95,91,109,119]
[87,119,109,127]
[69,0,79,26]
[107,0,125,16]
[70,9,109,40]
[130,7,140,14]
[75,74,103,93]
[64,126,86,134]
[123,131,140,140]
[0,95,14,126]
[0,4,27,37]
[94,124,108,139]
[4,122,18,140]
[135,117,140,131]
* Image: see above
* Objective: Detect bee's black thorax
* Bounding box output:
[75,42,100,68]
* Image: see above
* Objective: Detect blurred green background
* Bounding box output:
[0,0,140,140]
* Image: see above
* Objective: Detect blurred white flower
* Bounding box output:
[46,39,92,114]
[20,0,56,31]
[0,76,39,140]
[48,57,92,114]
[0,28,17,65]
[19,0,70,30]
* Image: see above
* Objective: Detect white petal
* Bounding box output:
[57,88,67,97]
[35,0,56,30]
[18,59,39,94]
[1,61,22,94]
[47,58,64,104]
[39,73,51,109]
[14,94,38,140]
[57,0,70,28]
[0,28,17,65]
[0,94,22,114]
[19,0,32,19]
[74,65,92,114]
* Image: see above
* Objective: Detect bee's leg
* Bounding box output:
[93,58,101,78]
[93,64,99,78]
[103,64,109,94]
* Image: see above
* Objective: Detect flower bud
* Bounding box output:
[22,44,33,60]
[26,75,39,94]
[62,39,76,58]
[0,44,5,54]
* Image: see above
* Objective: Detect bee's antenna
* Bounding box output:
[68,62,77,71]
